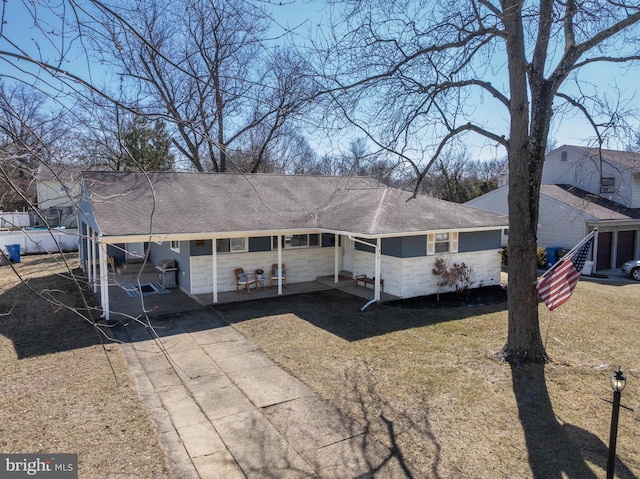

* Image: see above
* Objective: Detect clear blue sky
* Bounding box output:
[2,0,639,159]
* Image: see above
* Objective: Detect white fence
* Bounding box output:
[0,212,30,228]
[0,228,79,255]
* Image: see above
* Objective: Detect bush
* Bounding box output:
[432,257,475,299]
[537,247,547,269]
[501,246,508,265]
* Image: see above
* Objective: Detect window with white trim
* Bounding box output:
[427,232,458,255]
[273,234,321,249]
[170,240,180,252]
[216,237,247,253]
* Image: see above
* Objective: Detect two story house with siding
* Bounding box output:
[466,145,640,271]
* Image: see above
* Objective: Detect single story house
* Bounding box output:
[78,172,508,320]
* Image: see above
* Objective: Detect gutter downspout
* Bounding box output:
[374,237,381,299]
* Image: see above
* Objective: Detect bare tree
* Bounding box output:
[92,0,314,173]
[316,0,640,364]
[0,82,72,210]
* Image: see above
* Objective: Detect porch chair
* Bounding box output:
[234,268,258,293]
[270,264,286,288]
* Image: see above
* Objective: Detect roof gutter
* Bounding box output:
[95,223,509,245]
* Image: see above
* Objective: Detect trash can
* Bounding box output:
[5,244,20,263]
[156,259,177,289]
[545,247,558,268]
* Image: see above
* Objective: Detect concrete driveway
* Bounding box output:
[111,308,407,479]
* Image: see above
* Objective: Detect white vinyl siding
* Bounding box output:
[632,173,640,208]
[465,186,509,215]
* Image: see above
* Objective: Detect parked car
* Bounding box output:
[621,259,640,281]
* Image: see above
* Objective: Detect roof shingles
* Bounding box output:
[82,172,508,238]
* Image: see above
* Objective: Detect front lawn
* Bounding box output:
[0,253,170,478]
[214,278,640,478]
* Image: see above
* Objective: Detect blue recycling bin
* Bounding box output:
[5,244,21,263]
[545,246,558,268]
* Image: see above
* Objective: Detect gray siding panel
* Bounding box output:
[458,230,501,252]
[149,241,191,290]
[356,235,427,258]
[382,236,426,258]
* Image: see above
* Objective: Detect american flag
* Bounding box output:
[536,231,595,311]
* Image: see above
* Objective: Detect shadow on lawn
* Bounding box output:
[511,363,637,479]
[0,272,107,359]
[214,288,507,342]
[340,362,442,478]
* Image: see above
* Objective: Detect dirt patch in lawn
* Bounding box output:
[213,282,639,478]
[0,253,170,478]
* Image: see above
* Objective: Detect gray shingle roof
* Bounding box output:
[545,184,640,220]
[82,171,508,238]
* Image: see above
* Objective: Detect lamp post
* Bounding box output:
[606,369,626,479]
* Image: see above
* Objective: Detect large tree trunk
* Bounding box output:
[497,0,550,364]
[500,141,549,364]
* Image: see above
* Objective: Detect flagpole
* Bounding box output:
[538,228,598,280]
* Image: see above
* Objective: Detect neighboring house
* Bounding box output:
[78,172,508,320]
[0,166,81,255]
[36,165,82,227]
[466,145,640,271]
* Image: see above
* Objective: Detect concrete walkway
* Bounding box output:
[112,308,405,479]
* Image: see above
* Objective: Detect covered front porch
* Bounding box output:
[102,262,398,322]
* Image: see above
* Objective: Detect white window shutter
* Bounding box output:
[450,232,459,253]
[427,234,435,255]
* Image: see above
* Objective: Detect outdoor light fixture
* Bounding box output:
[606,369,627,479]
[610,369,626,393]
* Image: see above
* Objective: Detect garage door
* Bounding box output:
[616,230,636,267]
[596,231,612,270]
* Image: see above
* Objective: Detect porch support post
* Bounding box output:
[277,234,283,295]
[374,237,382,301]
[592,228,600,273]
[99,241,110,320]
[611,230,619,270]
[212,241,218,303]
[334,234,340,283]
[90,229,97,293]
